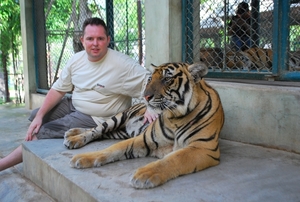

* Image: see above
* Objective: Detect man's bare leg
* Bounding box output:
[0,136,38,172]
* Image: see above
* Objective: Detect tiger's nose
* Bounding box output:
[144,94,153,102]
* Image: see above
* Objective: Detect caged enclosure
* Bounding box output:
[32,0,300,91]
[183,0,300,81]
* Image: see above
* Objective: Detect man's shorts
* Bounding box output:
[29,97,97,139]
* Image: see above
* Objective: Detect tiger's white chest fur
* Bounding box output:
[125,115,149,137]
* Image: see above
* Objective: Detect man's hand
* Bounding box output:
[25,117,43,141]
[143,108,159,124]
[24,89,66,141]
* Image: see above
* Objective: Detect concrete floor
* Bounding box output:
[0,104,55,202]
[1,103,300,202]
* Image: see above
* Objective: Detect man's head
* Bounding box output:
[80,17,110,62]
[82,17,108,36]
[236,2,249,15]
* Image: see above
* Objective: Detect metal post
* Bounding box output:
[106,0,114,49]
[272,0,290,79]
[251,0,260,48]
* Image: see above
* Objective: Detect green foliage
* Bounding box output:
[200,0,211,4]
[290,25,300,51]
[0,0,21,54]
[45,0,73,42]
[0,0,22,103]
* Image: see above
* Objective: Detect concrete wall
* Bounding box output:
[145,0,182,69]
[210,81,300,154]
[20,0,300,154]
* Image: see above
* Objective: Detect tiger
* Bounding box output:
[200,48,224,70]
[226,47,273,71]
[63,62,225,189]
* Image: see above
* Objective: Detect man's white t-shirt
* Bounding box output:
[52,48,150,124]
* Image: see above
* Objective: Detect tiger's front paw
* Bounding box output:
[70,153,107,168]
[63,128,89,149]
[130,166,166,189]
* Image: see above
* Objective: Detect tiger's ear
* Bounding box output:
[188,62,208,83]
[149,63,157,72]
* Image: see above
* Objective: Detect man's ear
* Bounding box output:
[80,36,84,44]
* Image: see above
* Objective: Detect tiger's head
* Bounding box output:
[144,62,208,117]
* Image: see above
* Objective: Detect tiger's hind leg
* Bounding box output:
[64,103,147,149]
[69,124,173,168]
[64,127,103,149]
[63,120,131,149]
[63,112,128,149]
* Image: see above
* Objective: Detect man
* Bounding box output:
[0,17,157,171]
[228,2,252,51]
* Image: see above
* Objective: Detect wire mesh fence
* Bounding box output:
[37,0,300,90]
[184,0,300,75]
[289,4,300,72]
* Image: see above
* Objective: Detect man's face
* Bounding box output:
[81,25,110,62]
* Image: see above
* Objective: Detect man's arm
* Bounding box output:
[25,89,66,141]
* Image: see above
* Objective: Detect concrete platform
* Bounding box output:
[1,103,300,202]
[23,138,300,202]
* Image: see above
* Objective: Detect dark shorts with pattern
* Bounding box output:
[29,97,97,139]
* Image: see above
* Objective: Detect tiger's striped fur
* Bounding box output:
[64,62,224,189]
[229,48,300,71]
[226,47,273,71]
[226,50,252,70]
[243,47,273,71]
